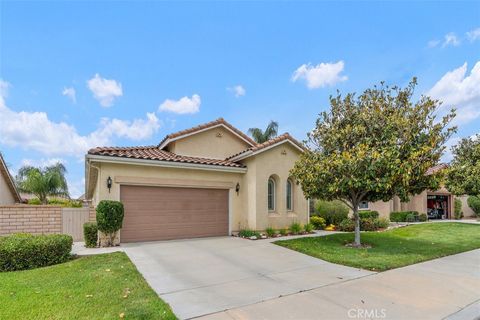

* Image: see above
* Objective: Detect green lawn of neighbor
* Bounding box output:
[275,222,480,271]
[0,252,176,320]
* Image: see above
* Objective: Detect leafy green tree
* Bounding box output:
[291,79,455,246]
[446,136,480,196]
[16,163,69,204]
[248,121,279,143]
[467,196,480,217]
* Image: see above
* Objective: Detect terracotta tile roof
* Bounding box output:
[158,118,257,148]
[0,152,22,202]
[226,133,305,160]
[88,145,246,168]
[426,163,448,175]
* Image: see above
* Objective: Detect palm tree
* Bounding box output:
[248,121,279,143]
[16,163,69,204]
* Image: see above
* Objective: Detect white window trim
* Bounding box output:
[268,178,276,212]
[358,201,369,210]
[286,179,293,211]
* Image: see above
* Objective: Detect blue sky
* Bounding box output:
[1,1,479,197]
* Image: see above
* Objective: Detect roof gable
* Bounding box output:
[227,133,305,161]
[0,152,22,203]
[158,118,257,150]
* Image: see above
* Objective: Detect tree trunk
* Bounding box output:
[353,207,361,246]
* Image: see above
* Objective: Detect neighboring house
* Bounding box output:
[361,164,476,219]
[0,152,21,205]
[85,118,308,243]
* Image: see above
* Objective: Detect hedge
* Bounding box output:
[83,222,98,248]
[467,196,480,217]
[390,211,419,222]
[358,210,379,219]
[0,233,73,272]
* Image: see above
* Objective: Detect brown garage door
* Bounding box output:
[120,185,229,242]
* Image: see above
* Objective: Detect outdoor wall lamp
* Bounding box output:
[235,182,240,195]
[107,176,112,193]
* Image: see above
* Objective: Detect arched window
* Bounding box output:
[286,179,293,211]
[268,178,276,211]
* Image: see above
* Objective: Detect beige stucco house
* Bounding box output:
[85,118,308,243]
[0,152,21,205]
[360,165,476,219]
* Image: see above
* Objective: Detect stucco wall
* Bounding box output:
[0,205,62,236]
[168,126,251,159]
[457,195,476,218]
[90,162,247,232]
[242,143,308,230]
[0,173,16,205]
[89,143,308,233]
[362,200,393,219]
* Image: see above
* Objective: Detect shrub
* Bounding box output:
[314,200,349,225]
[304,223,314,233]
[338,219,355,232]
[289,222,302,235]
[238,229,261,238]
[418,213,428,222]
[310,216,326,230]
[467,196,480,217]
[27,198,83,208]
[27,198,42,205]
[454,198,463,220]
[358,210,379,219]
[390,211,419,222]
[279,228,288,236]
[96,200,124,246]
[83,222,98,248]
[265,227,276,238]
[360,218,377,231]
[374,218,390,229]
[0,233,73,272]
[405,213,416,222]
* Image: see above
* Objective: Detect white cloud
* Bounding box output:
[95,112,160,140]
[427,39,440,48]
[442,32,460,47]
[158,94,201,114]
[0,80,10,98]
[227,85,246,97]
[87,73,123,107]
[427,61,480,125]
[21,158,66,168]
[291,61,348,89]
[0,80,160,157]
[466,27,480,42]
[62,87,76,103]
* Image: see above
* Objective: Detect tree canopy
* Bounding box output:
[16,163,69,204]
[248,121,279,143]
[291,79,455,246]
[445,136,480,196]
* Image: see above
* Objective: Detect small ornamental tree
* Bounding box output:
[445,136,480,196]
[291,79,455,246]
[96,200,124,246]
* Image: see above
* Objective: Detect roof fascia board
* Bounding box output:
[86,154,247,173]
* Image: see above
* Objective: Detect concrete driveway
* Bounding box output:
[121,236,374,319]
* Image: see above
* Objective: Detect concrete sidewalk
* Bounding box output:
[199,249,480,320]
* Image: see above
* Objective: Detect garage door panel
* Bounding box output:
[120,185,228,242]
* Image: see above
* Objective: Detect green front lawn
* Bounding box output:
[0,252,176,320]
[275,222,480,271]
